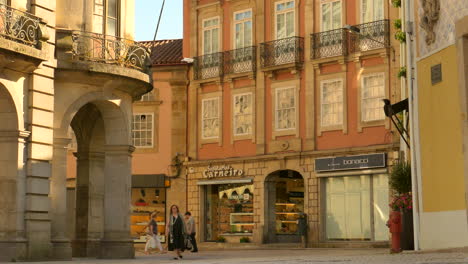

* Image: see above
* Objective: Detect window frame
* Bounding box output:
[320,0,343,32]
[361,72,386,123]
[320,78,344,128]
[202,16,221,55]
[201,97,221,140]
[233,9,253,49]
[232,92,254,137]
[93,0,120,36]
[360,0,384,24]
[274,86,297,132]
[132,113,154,148]
[274,0,296,40]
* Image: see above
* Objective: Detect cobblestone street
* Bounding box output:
[16,248,468,264]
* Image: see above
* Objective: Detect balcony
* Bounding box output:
[69,31,150,72]
[223,46,256,76]
[311,28,347,59]
[193,52,223,80]
[260,36,304,69]
[351,19,390,52]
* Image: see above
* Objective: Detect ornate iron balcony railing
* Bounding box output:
[224,46,256,75]
[193,52,224,80]
[71,31,150,72]
[0,4,43,48]
[260,36,304,68]
[352,19,390,52]
[311,28,347,59]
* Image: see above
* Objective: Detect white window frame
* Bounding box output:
[233,9,253,49]
[320,78,344,127]
[233,92,253,136]
[274,0,296,40]
[320,0,342,31]
[361,72,386,122]
[201,97,220,140]
[140,91,155,102]
[202,16,221,55]
[275,86,297,131]
[132,113,154,148]
[360,0,384,23]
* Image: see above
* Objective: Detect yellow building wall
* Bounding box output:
[417,45,467,213]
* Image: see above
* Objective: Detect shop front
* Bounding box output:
[131,174,167,244]
[315,153,390,244]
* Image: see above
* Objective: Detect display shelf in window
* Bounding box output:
[230,213,254,225]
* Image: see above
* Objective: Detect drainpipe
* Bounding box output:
[405,0,421,251]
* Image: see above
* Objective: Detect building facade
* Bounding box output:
[183,0,402,246]
[0,0,151,261]
[405,0,468,250]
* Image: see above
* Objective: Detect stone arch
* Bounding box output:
[0,84,26,261]
[263,169,305,244]
[50,92,135,259]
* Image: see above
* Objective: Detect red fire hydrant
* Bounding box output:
[387,211,402,253]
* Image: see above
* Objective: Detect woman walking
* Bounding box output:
[144,212,166,255]
[166,205,186,260]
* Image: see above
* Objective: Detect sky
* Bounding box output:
[135,0,183,41]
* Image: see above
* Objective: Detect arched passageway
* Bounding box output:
[264,170,305,243]
[50,98,134,259]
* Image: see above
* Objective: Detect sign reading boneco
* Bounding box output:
[203,165,244,178]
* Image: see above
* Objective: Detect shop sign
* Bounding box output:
[203,165,244,178]
[315,153,386,172]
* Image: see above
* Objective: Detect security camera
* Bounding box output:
[181,57,194,63]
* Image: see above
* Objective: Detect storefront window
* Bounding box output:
[274,173,304,235]
[130,187,166,243]
[205,183,254,241]
[324,174,389,241]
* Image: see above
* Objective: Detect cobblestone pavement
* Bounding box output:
[16,248,468,264]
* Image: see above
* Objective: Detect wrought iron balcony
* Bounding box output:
[260,36,304,68]
[0,4,44,48]
[71,31,150,72]
[224,46,256,75]
[351,19,390,52]
[311,28,347,59]
[193,52,224,80]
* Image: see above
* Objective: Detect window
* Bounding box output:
[202,97,220,139]
[361,0,383,23]
[275,0,295,39]
[203,17,220,55]
[325,174,389,241]
[205,184,254,241]
[275,87,296,131]
[361,73,385,122]
[132,114,153,148]
[140,91,155,102]
[234,10,252,49]
[321,79,343,127]
[93,0,119,36]
[321,0,342,31]
[233,93,253,136]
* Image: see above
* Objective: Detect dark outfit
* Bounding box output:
[149,219,158,235]
[188,233,198,252]
[168,215,185,251]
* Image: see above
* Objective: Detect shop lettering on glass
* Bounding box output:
[203,165,244,178]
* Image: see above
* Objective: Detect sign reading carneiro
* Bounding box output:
[203,165,244,178]
[315,153,386,172]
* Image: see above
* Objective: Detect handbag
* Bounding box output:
[147,234,157,249]
[185,235,193,250]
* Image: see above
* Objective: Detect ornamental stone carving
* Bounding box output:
[420,0,440,45]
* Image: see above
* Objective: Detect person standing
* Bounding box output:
[166,205,186,260]
[297,213,308,248]
[144,212,165,255]
[184,211,198,253]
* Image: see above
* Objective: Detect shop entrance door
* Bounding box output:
[264,170,304,243]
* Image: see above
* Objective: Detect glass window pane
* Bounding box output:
[93,15,103,34]
[108,0,117,18]
[107,18,117,36]
[212,28,219,52]
[276,13,285,39]
[244,21,252,46]
[322,3,331,31]
[332,1,341,29]
[286,11,294,37]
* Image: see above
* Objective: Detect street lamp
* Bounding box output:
[344,24,395,60]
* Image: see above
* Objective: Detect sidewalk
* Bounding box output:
[14,248,468,264]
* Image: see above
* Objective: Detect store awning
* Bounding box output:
[197,178,253,185]
[132,174,166,188]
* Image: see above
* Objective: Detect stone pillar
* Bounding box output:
[99,145,134,259]
[264,178,277,244]
[0,130,29,262]
[50,138,72,260]
[72,151,105,257]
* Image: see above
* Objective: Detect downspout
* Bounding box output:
[405,0,421,251]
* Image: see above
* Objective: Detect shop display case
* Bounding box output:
[130,187,166,243]
[275,198,304,235]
